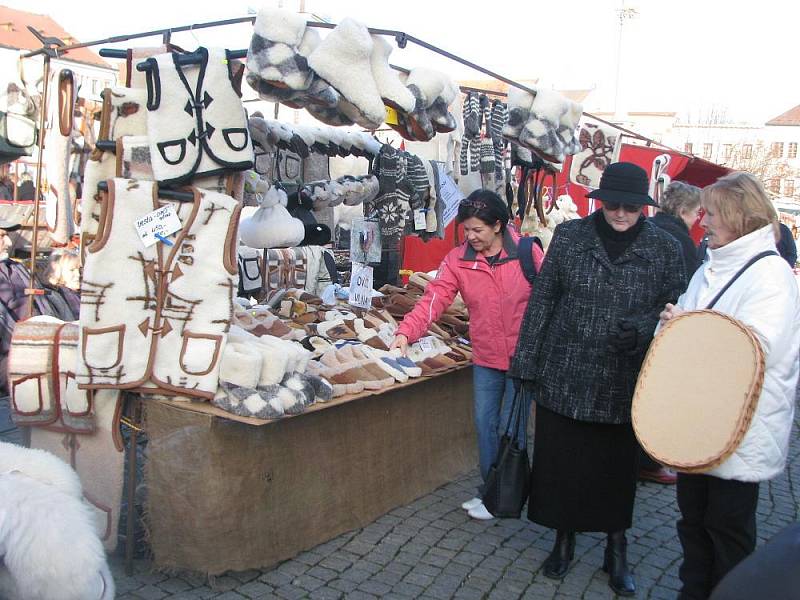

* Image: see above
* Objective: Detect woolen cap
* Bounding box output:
[587,162,656,206]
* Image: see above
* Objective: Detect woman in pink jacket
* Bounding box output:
[391,189,544,520]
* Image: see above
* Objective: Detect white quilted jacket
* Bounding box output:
[676,224,800,482]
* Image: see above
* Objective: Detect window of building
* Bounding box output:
[684,142,693,154]
[772,142,785,158]
[703,143,713,158]
[785,179,795,196]
[789,142,798,159]
[723,144,734,159]
[769,179,781,193]
[742,144,753,159]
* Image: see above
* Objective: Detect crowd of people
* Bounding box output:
[394,163,800,599]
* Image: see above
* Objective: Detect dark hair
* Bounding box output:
[457,189,510,231]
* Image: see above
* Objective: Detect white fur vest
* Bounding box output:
[76,178,241,399]
[144,47,254,185]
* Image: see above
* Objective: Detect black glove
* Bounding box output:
[608,320,638,353]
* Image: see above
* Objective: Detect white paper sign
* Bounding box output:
[413,208,426,231]
[437,164,466,228]
[135,204,182,247]
[418,336,436,354]
[349,262,374,309]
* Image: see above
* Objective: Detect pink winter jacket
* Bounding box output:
[397,229,544,371]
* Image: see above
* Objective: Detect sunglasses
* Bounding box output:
[460,198,488,210]
[602,201,641,213]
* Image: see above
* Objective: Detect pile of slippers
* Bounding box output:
[249,116,383,160]
[212,325,334,420]
[376,272,470,341]
[301,175,380,210]
[246,7,459,136]
[503,84,583,164]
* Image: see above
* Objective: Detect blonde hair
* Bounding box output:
[661,181,701,217]
[701,172,778,239]
[45,251,80,287]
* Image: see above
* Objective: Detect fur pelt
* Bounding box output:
[308,18,385,128]
[0,445,114,600]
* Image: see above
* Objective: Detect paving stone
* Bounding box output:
[274,585,308,600]
[308,586,344,600]
[358,579,393,596]
[131,585,168,600]
[235,580,275,598]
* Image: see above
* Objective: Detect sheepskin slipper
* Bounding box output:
[218,341,263,389]
[305,373,334,402]
[216,382,285,420]
[246,7,313,94]
[281,372,316,407]
[307,18,386,129]
[352,346,408,383]
[427,78,460,133]
[503,86,535,142]
[306,360,364,397]
[370,35,415,113]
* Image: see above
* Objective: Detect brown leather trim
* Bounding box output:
[83,490,114,541]
[92,88,113,161]
[115,138,125,177]
[111,394,124,452]
[58,70,75,137]
[178,332,223,376]
[50,323,69,423]
[81,324,125,370]
[63,372,93,417]
[224,202,242,275]
[11,374,45,416]
[86,179,115,253]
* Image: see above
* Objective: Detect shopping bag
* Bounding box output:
[482,388,530,518]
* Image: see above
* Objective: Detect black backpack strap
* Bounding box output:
[518,236,542,284]
[705,250,778,309]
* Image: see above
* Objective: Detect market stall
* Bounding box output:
[4,4,585,577]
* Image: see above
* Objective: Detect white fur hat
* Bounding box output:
[239,186,305,249]
[307,18,386,128]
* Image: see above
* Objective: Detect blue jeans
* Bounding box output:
[472,365,530,492]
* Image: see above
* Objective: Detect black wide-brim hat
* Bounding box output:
[587,161,656,206]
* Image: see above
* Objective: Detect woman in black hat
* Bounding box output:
[510,162,687,596]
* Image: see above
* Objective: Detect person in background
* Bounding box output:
[42,250,81,321]
[659,172,800,600]
[390,189,543,521]
[776,221,797,268]
[511,162,686,596]
[650,181,702,277]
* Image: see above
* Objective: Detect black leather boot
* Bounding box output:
[603,530,636,596]
[542,530,576,579]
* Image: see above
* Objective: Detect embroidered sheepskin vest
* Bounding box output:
[76,178,241,399]
[144,47,254,185]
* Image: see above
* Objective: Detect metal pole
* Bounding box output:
[27,54,50,315]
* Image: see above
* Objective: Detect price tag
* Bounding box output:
[377,326,396,347]
[418,336,436,354]
[348,262,374,309]
[413,208,426,231]
[134,204,182,247]
[385,105,399,126]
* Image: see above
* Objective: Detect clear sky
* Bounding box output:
[10,0,800,124]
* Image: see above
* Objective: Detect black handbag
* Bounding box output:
[482,388,530,518]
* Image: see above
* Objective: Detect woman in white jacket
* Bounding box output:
[659,172,800,600]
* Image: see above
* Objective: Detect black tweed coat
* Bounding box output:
[509,213,687,424]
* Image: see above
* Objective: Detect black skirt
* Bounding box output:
[528,404,638,532]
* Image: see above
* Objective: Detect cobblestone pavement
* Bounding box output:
[108,405,800,600]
